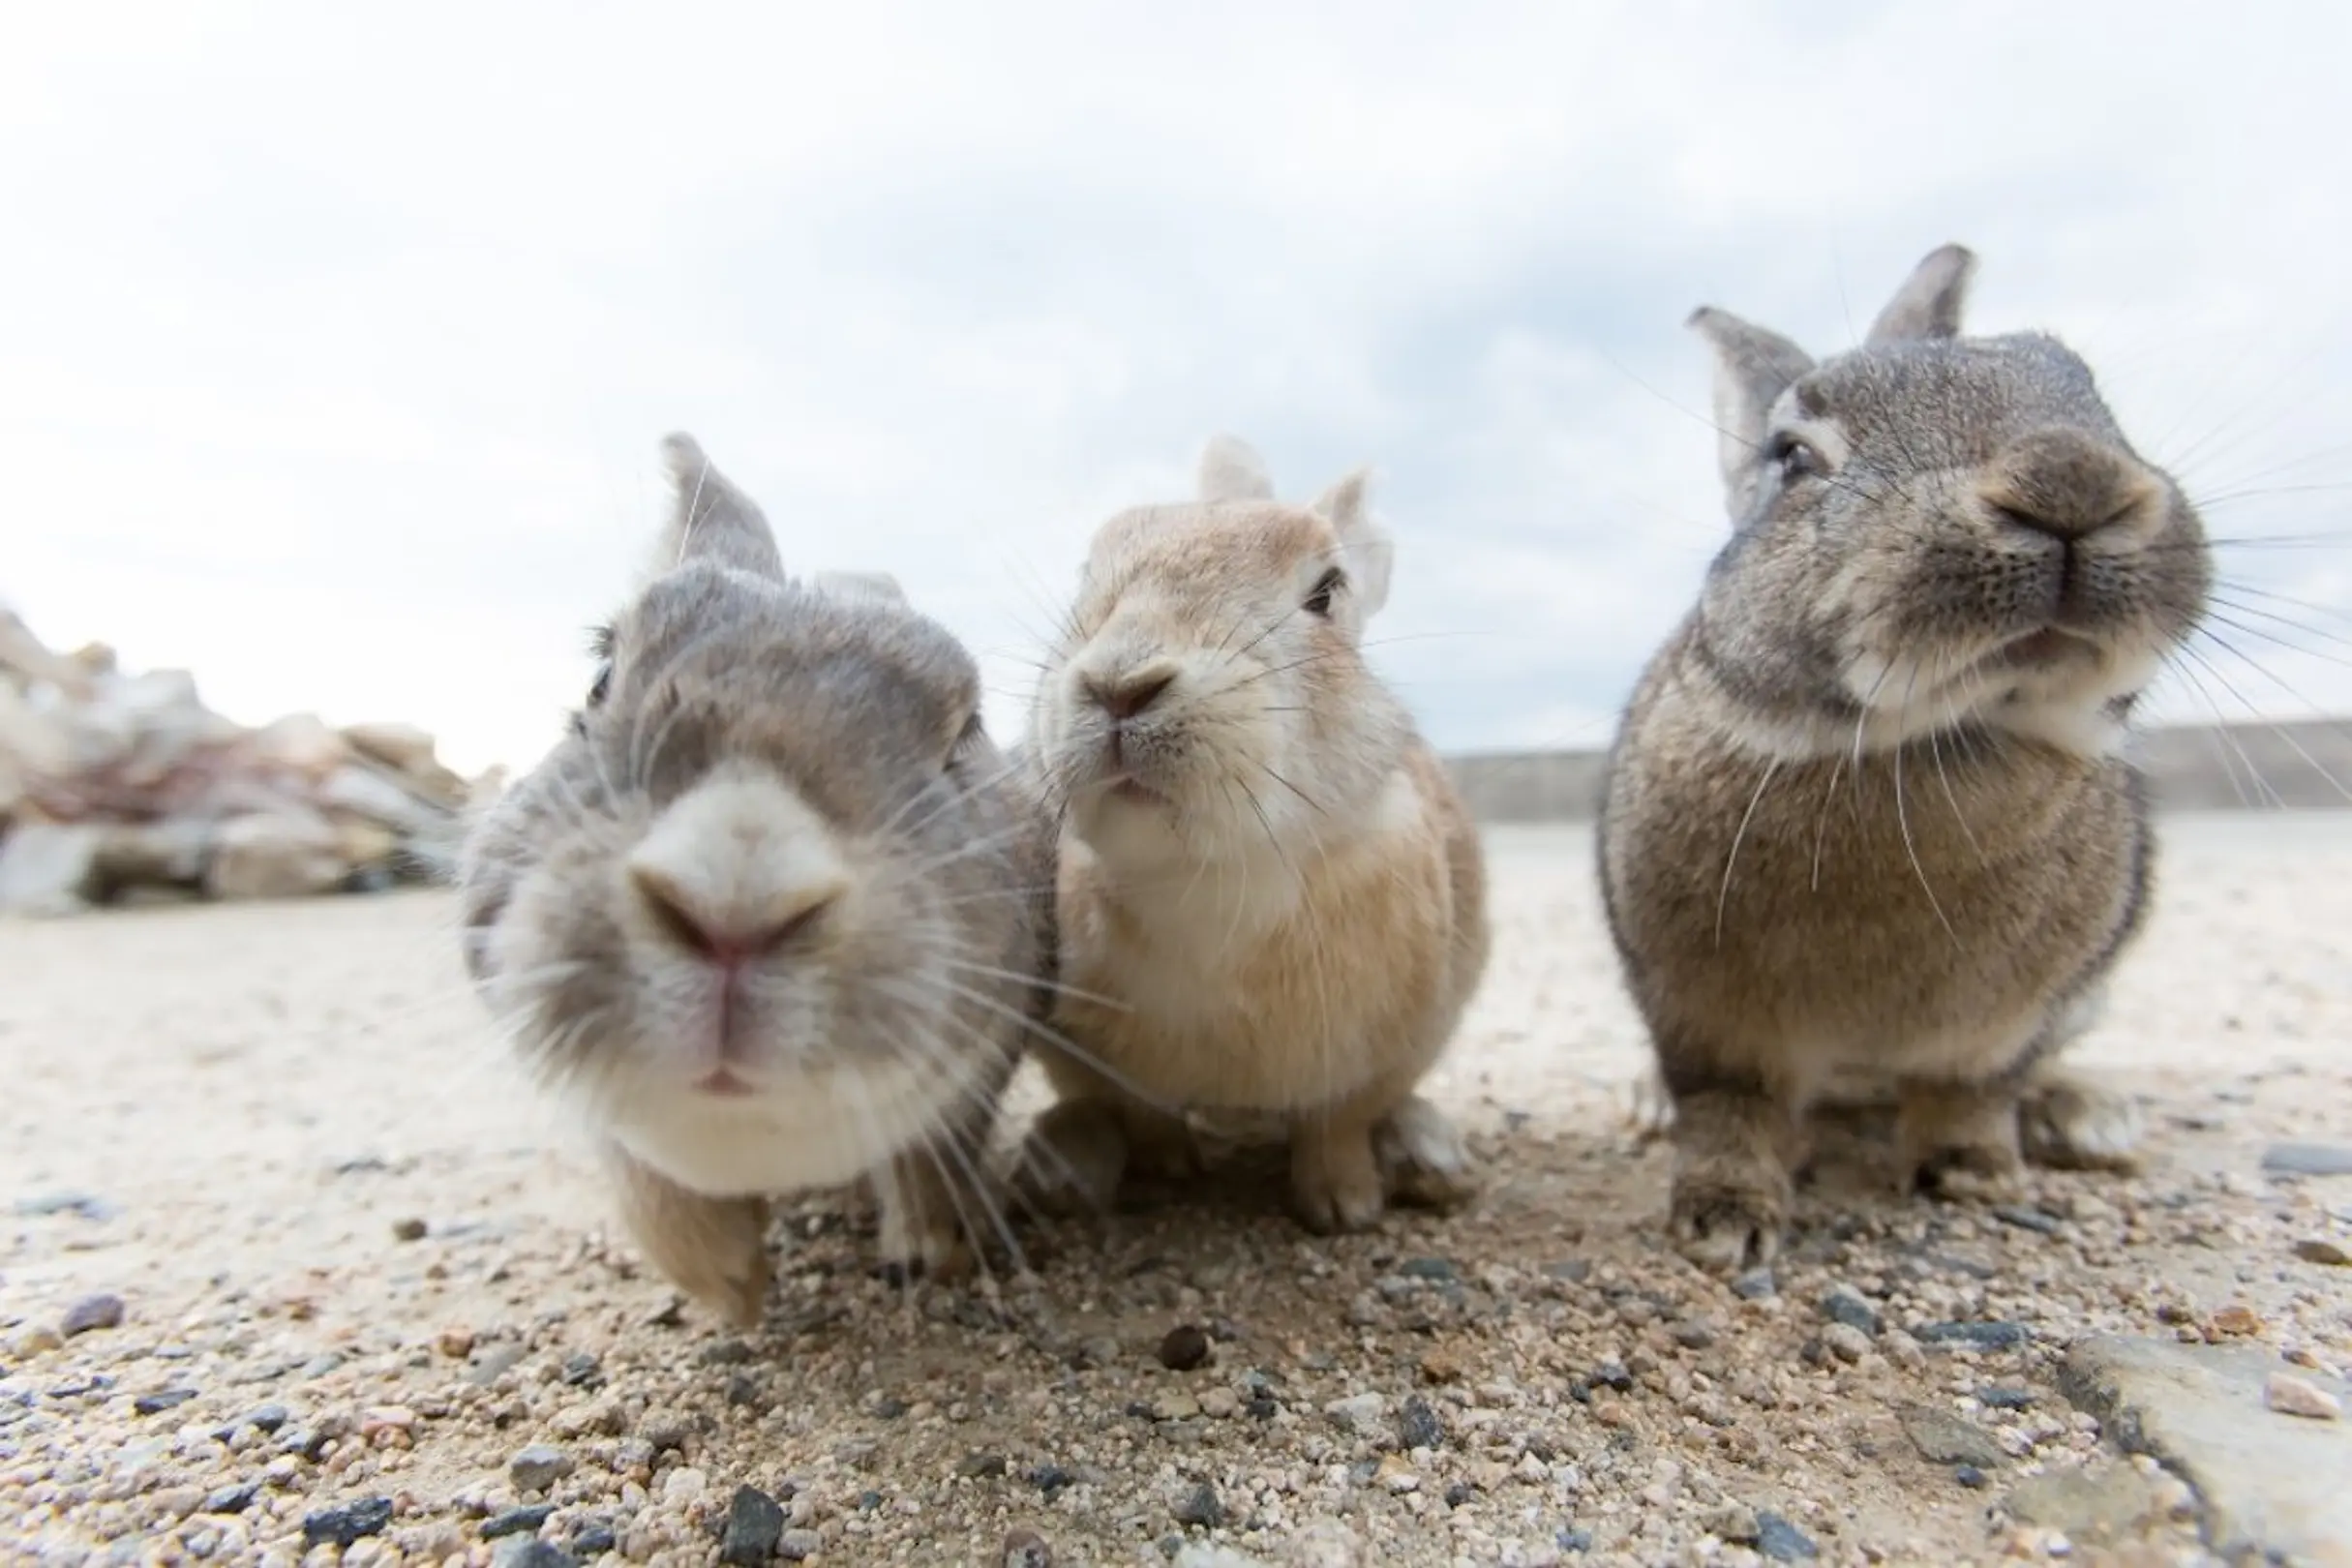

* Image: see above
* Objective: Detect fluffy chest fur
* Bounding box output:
[1599,647,2149,1101]
[1052,761,1470,1113]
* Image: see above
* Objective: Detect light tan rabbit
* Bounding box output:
[457,434,1055,1326]
[1599,243,2212,1271]
[1014,436,1490,1233]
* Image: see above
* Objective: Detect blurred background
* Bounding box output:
[6,0,2350,784]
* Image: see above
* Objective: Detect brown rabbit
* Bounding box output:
[1598,244,2213,1270]
[1013,436,1490,1233]
[456,435,1055,1326]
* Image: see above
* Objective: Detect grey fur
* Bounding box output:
[1599,243,2213,1271]
[457,433,1056,1324]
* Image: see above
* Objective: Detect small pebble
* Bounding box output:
[1994,1205,2062,1234]
[134,1388,196,1415]
[509,1443,575,1492]
[302,1495,394,1548]
[482,1503,557,1539]
[1755,1510,1820,1561]
[2265,1372,2343,1420]
[1955,1464,1988,1490]
[2294,1238,2352,1266]
[1732,1268,1778,1301]
[1172,1482,1223,1527]
[1003,1527,1053,1568]
[777,1529,823,1561]
[569,1521,619,1555]
[1399,1256,1457,1282]
[2261,1142,2352,1177]
[1158,1324,1212,1372]
[719,1484,787,1565]
[15,1325,64,1356]
[1556,1525,1593,1553]
[1978,1386,2035,1409]
[1914,1320,2028,1351]
[1820,1289,1881,1336]
[1399,1394,1444,1450]
[202,1483,258,1515]
[494,1542,577,1568]
[960,1452,1010,1479]
[1821,1323,1872,1363]
[1325,1392,1386,1432]
[390,1217,428,1241]
[59,1292,125,1338]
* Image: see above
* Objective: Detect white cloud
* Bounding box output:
[3,0,2349,778]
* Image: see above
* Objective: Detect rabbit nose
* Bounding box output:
[1084,665,1178,721]
[628,860,834,967]
[1983,428,2156,543]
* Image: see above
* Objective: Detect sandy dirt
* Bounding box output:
[3,814,2350,1567]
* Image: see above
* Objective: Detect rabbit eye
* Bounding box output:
[587,663,613,708]
[1303,566,1346,618]
[945,709,984,771]
[1766,433,1824,482]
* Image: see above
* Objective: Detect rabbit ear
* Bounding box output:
[1312,469,1394,621]
[657,433,787,580]
[1688,307,1816,513]
[811,570,907,607]
[1864,242,1976,346]
[1198,434,1277,502]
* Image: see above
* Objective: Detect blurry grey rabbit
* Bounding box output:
[1598,243,2212,1270]
[457,434,1055,1326]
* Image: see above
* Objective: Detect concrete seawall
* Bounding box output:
[1442,718,2352,824]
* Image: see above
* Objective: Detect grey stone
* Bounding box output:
[493,1541,576,1568]
[1819,1288,1880,1336]
[776,1529,823,1561]
[1753,1511,1818,1560]
[508,1442,575,1493]
[718,1484,785,1565]
[2004,1462,2159,1543]
[1914,1319,2028,1351]
[60,1293,125,1337]
[2264,1142,2352,1177]
[1898,1405,2005,1469]
[2058,1334,2352,1563]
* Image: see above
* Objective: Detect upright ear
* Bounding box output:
[657,433,786,580]
[1198,434,1277,502]
[1311,469,1394,621]
[811,570,908,607]
[1687,307,1816,516]
[1863,242,1976,346]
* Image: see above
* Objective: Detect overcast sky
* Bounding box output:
[7,1,2351,779]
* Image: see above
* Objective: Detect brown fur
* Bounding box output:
[1016,437,1490,1232]
[1598,245,2210,1269]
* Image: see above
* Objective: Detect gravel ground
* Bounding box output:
[3,814,2350,1568]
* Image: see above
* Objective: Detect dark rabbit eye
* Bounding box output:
[945,709,983,771]
[587,663,613,707]
[1303,566,1345,617]
[1766,433,1824,481]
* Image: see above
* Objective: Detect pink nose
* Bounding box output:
[629,864,830,967]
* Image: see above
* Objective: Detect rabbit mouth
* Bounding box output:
[692,1067,758,1098]
[1994,627,2100,668]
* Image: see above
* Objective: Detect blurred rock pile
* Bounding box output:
[0,607,499,917]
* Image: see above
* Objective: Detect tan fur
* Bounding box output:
[1599,245,2211,1270]
[1017,437,1489,1232]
